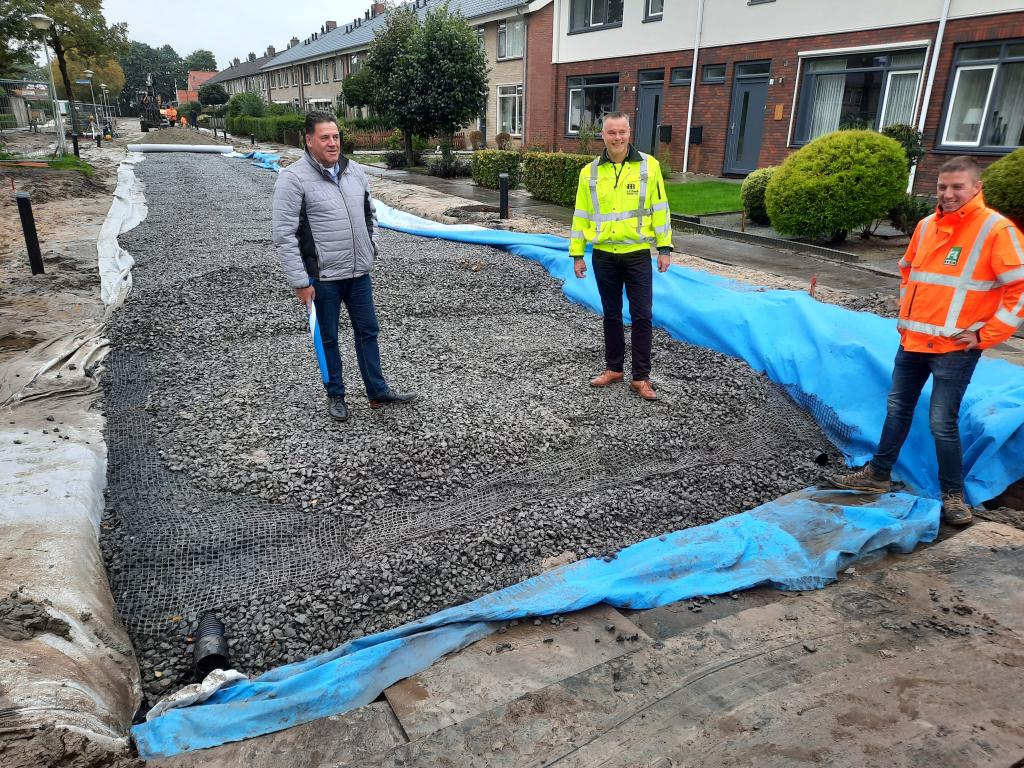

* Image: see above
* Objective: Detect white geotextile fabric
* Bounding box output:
[146,669,249,721]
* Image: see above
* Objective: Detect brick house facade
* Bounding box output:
[525,4,1024,193]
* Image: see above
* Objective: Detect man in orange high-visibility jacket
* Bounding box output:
[166,105,177,127]
[832,156,1024,525]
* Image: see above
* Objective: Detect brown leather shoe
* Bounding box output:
[630,379,657,400]
[590,370,624,388]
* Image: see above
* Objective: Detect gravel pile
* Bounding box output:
[100,153,840,707]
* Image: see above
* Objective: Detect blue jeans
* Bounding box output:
[312,275,387,399]
[870,347,981,494]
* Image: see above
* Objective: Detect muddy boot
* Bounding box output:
[829,464,890,493]
[941,491,973,526]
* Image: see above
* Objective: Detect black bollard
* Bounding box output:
[71,133,79,158]
[250,134,255,146]
[499,173,509,219]
[15,193,45,275]
[95,134,102,148]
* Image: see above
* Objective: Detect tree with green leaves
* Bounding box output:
[183,49,217,72]
[0,0,40,77]
[118,40,184,114]
[49,51,123,100]
[367,2,488,167]
[39,0,128,134]
[340,66,376,112]
[198,82,228,106]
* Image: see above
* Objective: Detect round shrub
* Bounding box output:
[740,166,777,224]
[981,148,1024,229]
[765,130,908,242]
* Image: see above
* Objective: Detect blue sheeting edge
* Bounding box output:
[132,488,938,758]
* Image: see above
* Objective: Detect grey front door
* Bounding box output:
[725,77,768,175]
[636,83,663,155]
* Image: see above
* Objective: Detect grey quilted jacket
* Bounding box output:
[271,152,378,289]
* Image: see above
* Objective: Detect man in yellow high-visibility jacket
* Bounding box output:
[571,112,673,400]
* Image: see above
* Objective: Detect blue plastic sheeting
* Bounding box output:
[306,303,328,384]
[131,488,938,758]
[228,150,282,172]
[372,203,1024,505]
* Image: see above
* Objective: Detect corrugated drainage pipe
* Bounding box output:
[127,144,233,154]
[193,613,229,678]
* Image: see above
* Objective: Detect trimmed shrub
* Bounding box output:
[881,123,925,171]
[982,147,1024,229]
[426,155,471,178]
[889,193,934,236]
[384,149,421,169]
[226,114,305,144]
[471,150,522,190]
[468,130,484,150]
[523,151,595,207]
[226,92,265,118]
[740,166,777,225]
[495,132,512,150]
[765,130,907,242]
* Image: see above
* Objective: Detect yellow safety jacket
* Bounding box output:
[570,145,673,257]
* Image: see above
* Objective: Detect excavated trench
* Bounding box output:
[99,154,842,707]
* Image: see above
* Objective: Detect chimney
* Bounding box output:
[266,45,276,57]
[364,9,370,20]
[248,52,256,62]
[232,57,240,67]
[325,20,337,31]
[371,2,385,16]
[290,36,299,48]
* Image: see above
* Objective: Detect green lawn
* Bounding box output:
[664,181,742,216]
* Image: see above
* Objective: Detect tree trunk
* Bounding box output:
[50,31,79,149]
[403,130,413,169]
[440,132,452,161]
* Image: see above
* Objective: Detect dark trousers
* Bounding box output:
[592,249,653,381]
[312,275,387,400]
[870,347,981,494]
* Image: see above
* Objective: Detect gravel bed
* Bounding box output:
[100,153,840,708]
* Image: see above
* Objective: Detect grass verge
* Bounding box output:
[664,181,741,215]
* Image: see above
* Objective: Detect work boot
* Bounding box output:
[828,464,890,493]
[327,395,349,421]
[368,390,418,409]
[630,379,657,401]
[941,491,973,526]
[590,370,624,388]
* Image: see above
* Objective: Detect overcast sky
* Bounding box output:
[100,0,371,70]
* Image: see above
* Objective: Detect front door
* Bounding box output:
[725,76,768,175]
[636,82,663,155]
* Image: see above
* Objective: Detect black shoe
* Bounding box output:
[368,390,418,409]
[327,395,350,421]
[941,491,973,526]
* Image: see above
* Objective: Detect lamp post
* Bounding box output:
[27,13,67,156]
[83,68,100,138]
[100,84,110,127]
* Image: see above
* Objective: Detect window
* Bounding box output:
[333,56,342,81]
[567,74,618,133]
[349,53,362,75]
[645,0,663,20]
[498,84,523,135]
[702,64,726,83]
[570,0,623,33]
[941,41,1024,150]
[670,66,692,85]
[795,48,926,143]
[476,26,485,50]
[302,64,312,85]
[498,19,525,59]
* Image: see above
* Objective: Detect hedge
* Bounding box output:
[471,150,522,190]
[226,114,305,145]
[522,151,595,207]
[765,130,907,242]
[740,166,777,225]
[982,147,1024,229]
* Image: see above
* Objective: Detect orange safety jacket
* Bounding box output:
[897,193,1024,353]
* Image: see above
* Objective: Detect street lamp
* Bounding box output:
[27,12,67,155]
[100,84,112,132]
[83,68,99,137]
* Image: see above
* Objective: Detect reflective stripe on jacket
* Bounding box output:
[897,193,1024,352]
[569,145,673,257]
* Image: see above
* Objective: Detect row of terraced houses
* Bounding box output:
[203,0,1024,191]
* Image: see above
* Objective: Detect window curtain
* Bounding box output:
[988,62,1024,147]
[881,71,919,128]
[809,74,845,138]
[506,20,524,57]
[946,67,994,143]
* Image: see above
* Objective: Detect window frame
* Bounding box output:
[302,64,312,86]
[702,63,726,83]
[565,73,619,135]
[568,0,624,35]
[497,83,524,136]
[497,18,525,60]
[643,0,663,22]
[937,40,1024,153]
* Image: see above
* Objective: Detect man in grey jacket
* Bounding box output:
[272,111,416,421]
